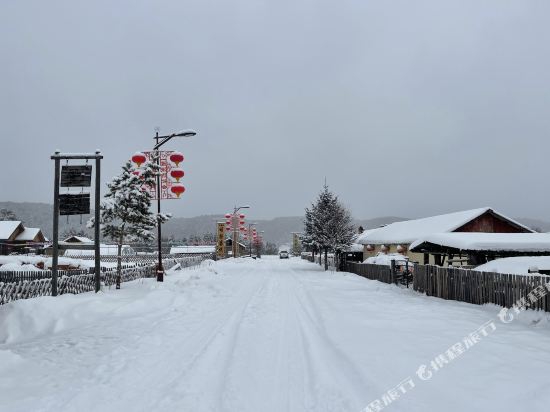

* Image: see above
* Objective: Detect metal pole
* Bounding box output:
[51,155,60,296]
[155,132,164,281]
[94,152,101,292]
[232,209,238,258]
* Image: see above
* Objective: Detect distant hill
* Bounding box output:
[3,201,548,245]
[0,202,408,245]
[0,201,92,239]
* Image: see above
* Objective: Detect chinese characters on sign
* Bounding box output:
[139,151,185,200]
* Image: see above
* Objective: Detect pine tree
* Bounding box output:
[88,159,170,289]
[304,184,355,270]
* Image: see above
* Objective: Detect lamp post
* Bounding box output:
[248,223,257,256]
[256,230,265,258]
[153,129,196,281]
[231,205,249,258]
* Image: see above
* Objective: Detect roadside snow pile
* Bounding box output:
[363,252,409,266]
[475,256,550,276]
[0,255,118,271]
[0,263,42,272]
[0,264,213,345]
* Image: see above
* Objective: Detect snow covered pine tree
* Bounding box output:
[304,184,354,271]
[88,159,171,289]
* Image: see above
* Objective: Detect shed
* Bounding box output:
[409,232,550,266]
[170,245,216,255]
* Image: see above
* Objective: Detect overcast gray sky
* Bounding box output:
[1,0,549,221]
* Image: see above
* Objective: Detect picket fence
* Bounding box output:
[0,254,213,305]
[342,261,550,312]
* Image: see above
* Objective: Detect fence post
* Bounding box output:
[390,259,396,285]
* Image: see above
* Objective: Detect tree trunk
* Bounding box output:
[324,247,328,271]
[116,236,122,289]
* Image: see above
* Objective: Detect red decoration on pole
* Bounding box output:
[239,214,245,219]
[170,168,184,182]
[170,185,185,198]
[225,214,232,219]
[169,152,184,167]
[131,152,147,167]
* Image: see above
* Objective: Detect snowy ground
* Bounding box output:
[1,257,550,412]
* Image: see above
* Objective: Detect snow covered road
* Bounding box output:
[1,257,550,412]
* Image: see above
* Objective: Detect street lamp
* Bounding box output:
[154,129,197,282]
[255,230,265,258]
[232,205,249,258]
[248,223,257,256]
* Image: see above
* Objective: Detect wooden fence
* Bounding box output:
[346,262,394,284]
[342,261,550,312]
[0,254,213,305]
[413,265,550,311]
[301,253,337,269]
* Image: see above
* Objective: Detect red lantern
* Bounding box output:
[239,227,245,231]
[131,152,147,167]
[169,152,184,167]
[239,221,245,226]
[225,227,231,231]
[225,220,231,225]
[225,214,232,219]
[239,214,245,219]
[170,184,185,198]
[132,170,141,177]
[170,168,184,182]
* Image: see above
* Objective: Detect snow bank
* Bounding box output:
[0,263,218,345]
[0,255,118,271]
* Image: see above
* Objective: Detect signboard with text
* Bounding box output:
[141,151,179,200]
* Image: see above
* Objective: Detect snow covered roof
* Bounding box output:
[0,221,23,240]
[474,256,550,276]
[15,228,44,242]
[410,233,550,253]
[64,236,93,243]
[346,243,364,253]
[356,208,533,245]
[170,245,216,254]
[64,244,135,256]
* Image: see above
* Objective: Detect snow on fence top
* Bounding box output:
[170,245,216,254]
[356,207,533,245]
[409,232,550,253]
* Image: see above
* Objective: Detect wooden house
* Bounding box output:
[409,232,550,266]
[357,208,533,265]
[0,221,46,255]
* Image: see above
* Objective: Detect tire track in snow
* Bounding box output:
[288,264,376,411]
